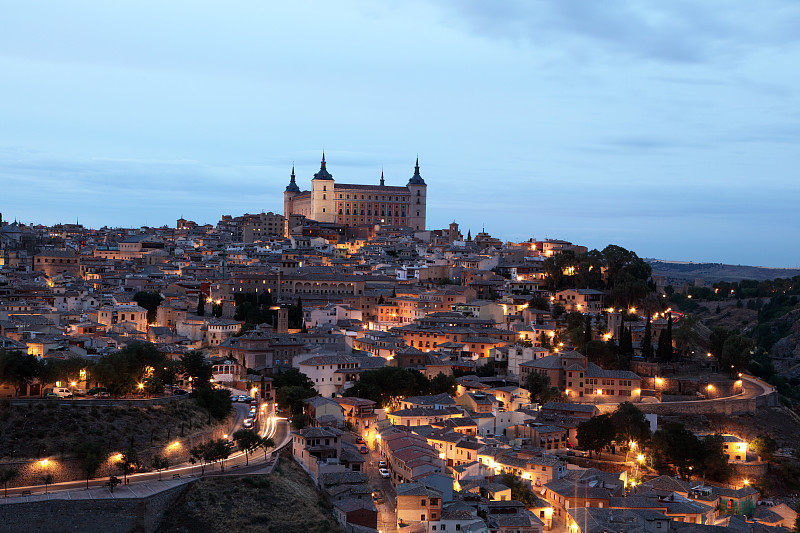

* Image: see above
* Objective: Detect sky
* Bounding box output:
[1,1,799,266]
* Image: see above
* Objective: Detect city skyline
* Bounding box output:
[2,1,800,266]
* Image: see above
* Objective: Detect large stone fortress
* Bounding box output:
[283,153,427,232]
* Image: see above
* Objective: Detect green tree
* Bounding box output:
[202,439,232,471]
[524,372,552,403]
[0,467,19,498]
[528,296,550,311]
[190,443,208,475]
[652,422,703,479]
[721,335,753,377]
[673,314,703,358]
[0,350,41,397]
[180,351,213,389]
[117,448,141,485]
[500,474,536,507]
[701,434,732,483]
[133,291,163,324]
[194,387,233,420]
[107,475,121,493]
[258,437,276,461]
[749,435,778,462]
[75,440,104,489]
[610,402,651,446]
[641,317,653,359]
[196,293,206,316]
[429,372,457,396]
[41,473,54,494]
[232,429,261,466]
[709,327,733,361]
[577,414,615,458]
[151,454,170,481]
[277,385,316,414]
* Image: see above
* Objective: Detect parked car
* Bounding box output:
[172,388,189,396]
[360,445,368,454]
[45,392,61,399]
[87,387,108,396]
[250,400,258,407]
[72,388,86,397]
[236,395,248,402]
[51,387,73,398]
[379,468,390,479]
[372,490,384,504]
[242,418,254,429]
[355,437,365,444]
[94,391,110,399]
[378,460,387,468]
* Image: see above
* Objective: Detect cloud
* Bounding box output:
[430,0,800,64]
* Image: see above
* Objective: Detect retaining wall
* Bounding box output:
[0,480,193,533]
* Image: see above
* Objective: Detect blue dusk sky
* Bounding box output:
[1,1,799,266]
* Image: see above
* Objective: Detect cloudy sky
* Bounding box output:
[2,1,799,266]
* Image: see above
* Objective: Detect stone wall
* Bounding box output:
[0,481,192,533]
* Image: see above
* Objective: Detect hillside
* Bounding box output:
[156,450,344,533]
[647,259,800,283]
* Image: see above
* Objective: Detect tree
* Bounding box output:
[75,440,104,489]
[500,474,536,507]
[277,386,317,414]
[190,443,208,475]
[528,296,550,311]
[610,402,651,446]
[0,467,19,498]
[41,473,54,494]
[0,350,40,397]
[259,437,276,462]
[652,422,703,479]
[151,455,170,481]
[709,327,733,361]
[194,387,233,420]
[429,372,457,396]
[107,475,121,493]
[577,414,615,458]
[117,448,140,485]
[524,372,552,403]
[133,291,163,324]
[202,439,232,471]
[180,351,213,389]
[232,429,261,466]
[673,314,703,358]
[750,435,778,462]
[196,293,206,316]
[701,434,732,483]
[721,335,753,377]
[641,317,654,359]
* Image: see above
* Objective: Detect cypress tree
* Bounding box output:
[196,293,205,316]
[583,314,592,347]
[642,317,653,359]
[665,313,673,361]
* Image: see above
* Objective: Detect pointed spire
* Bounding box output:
[321,151,326,169]
[286,162,301,193]
[408,155,425,185]
[313,151,333,180]
[380,169,385,187]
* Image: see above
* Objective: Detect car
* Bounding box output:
[355,437,365,444]
[172,388,189,396]
[372,489,384,504]
[87,387,108,396]
[45,392,61,399]
[94,391,110,399]
[360,445,368,454]
[379,468,390,478]
[72,389,86,397]
[249,408,258,417]
[236,395,247,402]
[378,460,387,468]
[250,400,258,407]
[275,407,284,414]
[50,387,73,398]
[242,418,254,429]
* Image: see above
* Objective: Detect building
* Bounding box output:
[396,482,443,529]
[284,154,428,232]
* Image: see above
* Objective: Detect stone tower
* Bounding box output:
[406,157,427,231]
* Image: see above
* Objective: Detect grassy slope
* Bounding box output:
[156,450,344,533]
[0,399,224,460]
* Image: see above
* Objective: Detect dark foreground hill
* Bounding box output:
[156,450,343,533]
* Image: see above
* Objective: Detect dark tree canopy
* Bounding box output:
[133,291,163,324]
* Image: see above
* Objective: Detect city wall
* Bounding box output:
[0,481,192,533]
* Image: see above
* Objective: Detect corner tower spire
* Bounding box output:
[285,163,300,192]
[313,151,333,180]
[408,155,425,185]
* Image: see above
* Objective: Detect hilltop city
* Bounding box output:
[1,155,799,533]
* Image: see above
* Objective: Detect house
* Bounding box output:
[396,482,443,529]
[292,426,347,483]
[387,406,465,428]
[486,500,544,533]
[456,392,498,414]
[555,289,605,313]
[303,396,346,428]
[333,497,378,530]
[543,469,626,519]
[566,507,671,533]
[720,434,749,462]
[401,392,457,411]
[297,353,386,398]
[335,396,378,437]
